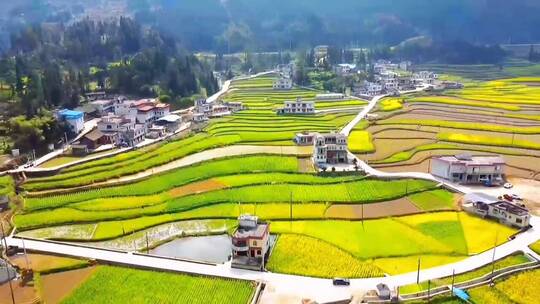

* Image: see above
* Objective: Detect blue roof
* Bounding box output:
[59,109,84,120]
[453,288,470,301]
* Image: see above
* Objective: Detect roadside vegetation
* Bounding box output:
[61,266,254,304]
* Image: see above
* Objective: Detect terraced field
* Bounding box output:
[14,73,523,281]
[355,77,540,179]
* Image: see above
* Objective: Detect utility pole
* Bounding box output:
[490,230,499,279]
[450,269,456,294]
[416,257,421,284]
[427,280,432,302]
[145,232,150,254]
[0,222,16,304]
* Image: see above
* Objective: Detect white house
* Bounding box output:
[413,71,439,85]
[294,132,316,146]
[462,193,531,228]
[355,81,383,97]
[194,98,211,114]
[276,98,315,115]
[431,154,505,185]
[276,63,294,77]
[273,77,293,90]
[58,109,85,134]
[333,63,357,76]
[313,132,349,165]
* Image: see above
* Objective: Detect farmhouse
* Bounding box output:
[224,101,244,113]
[273,77,293,90]
[355,81,383,97]
[231,214,271,271]
[431,154,505,185]
[276,63,294,77]
[276,97,315,115]
[78,129,118,151]
[294,132,316,146]
[313,132,349,165]
[462,193,531,228]
[57,109,84,134]
[333,63,357,76]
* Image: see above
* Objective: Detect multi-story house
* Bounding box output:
[231,215,270,271]
[276,98,315,115]
[431,154,505,185]
[57,109,84,134]
[313,132,349,165]
[462,193,531,229]
[273,77,293,90]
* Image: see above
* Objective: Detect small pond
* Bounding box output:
[149,234,279,264]
[149,234,232,264]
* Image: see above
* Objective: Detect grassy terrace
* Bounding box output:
[267,211,515,278]
[62,266,254,304]
[24,75,358,192]
[16,174,436,230]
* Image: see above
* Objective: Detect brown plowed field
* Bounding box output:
[40,266,96,304]
[325,198,421,219]
[169,179,226,197]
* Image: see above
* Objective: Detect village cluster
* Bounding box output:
[54,93,244,156]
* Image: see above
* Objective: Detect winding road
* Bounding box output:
[4,79,540,303]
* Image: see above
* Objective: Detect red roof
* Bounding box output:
[137,105,155,112]
[155,103,170,108]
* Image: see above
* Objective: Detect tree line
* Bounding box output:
[0,17,218,155]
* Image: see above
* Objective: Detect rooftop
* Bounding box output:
[438,155,505,166]
[233,223,269,239]
[157,114,181,123]
[58,109,84,119]
[492,201,529,216]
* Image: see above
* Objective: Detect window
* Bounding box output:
[516,218,523,224]
[257,250,261,255]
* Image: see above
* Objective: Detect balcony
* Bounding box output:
[232,244,249,251]
[232,240,249,252]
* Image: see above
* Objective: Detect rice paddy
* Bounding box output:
[61,266,255,304]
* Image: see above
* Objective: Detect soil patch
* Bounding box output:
[40,266,96,304]
[0,279,38,304]
[325,198,421,219]
[169,179,226,197]
[298,157,315,173]
[507,177,540,215]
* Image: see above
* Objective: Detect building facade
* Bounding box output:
[231,215,270,271]
[313,132,349,165]
[276,98,315,115]
[462,193,531,228]
[431,154,505,185]
[273,77,293,90]
[58,109,84,134]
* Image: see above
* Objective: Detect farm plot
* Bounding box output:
[24,133,243,191]
[15,178,437,230]
[61,266,254,304]
[267,234,384,278]
[24,155,301,210]
[363,80,540,178]
[270,211,515,260]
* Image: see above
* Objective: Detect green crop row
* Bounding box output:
[24,155,300,211]
[24,134,241,191]
[15,179,436,230]
[62,266,254,304]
